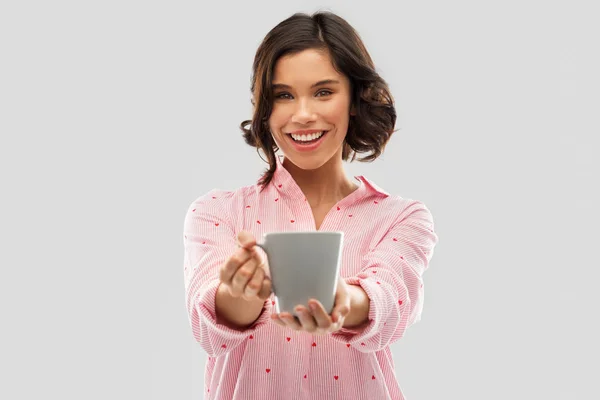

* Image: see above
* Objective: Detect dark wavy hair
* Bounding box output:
[240,11,397,190]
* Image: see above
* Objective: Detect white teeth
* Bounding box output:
[291,131,325,142]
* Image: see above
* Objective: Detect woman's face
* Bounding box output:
[268,49,353,170]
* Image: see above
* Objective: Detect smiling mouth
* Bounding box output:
[288,130,329,144]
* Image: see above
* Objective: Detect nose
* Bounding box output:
[290,98,316,125]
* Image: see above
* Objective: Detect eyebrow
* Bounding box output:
[272,79,341,90]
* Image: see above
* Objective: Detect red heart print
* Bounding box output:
[393,238,398,241]
[376,281,381,284]
[304,374,307,379]
[348,214,353,217]
[257,220,261,224]
[312,342,316,347]
[249,335,253,339]
[334,376,339,380]
[372,270,377,273]
[246,205,250,208]
[421,284,423,288]
[275,198,279,202]
[400,256,404,260]
[336,206,340,211]
[374,201,378,204]
[272,301,275,305]
[290,220,295,223]
[398,300,403,305]
[372,375,376,380]
[278,184,282,188]
[184,235,187,239]
[360,343,366,346]
[192,209,196,212]
[286,337,291,342]
[221,344,227,348]
[266,369,271,373]
[202,241,206,244]
[346,343,351,348]
[212,196,216,199]
[215,223,219,226]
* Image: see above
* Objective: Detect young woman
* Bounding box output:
[183,11,439,400]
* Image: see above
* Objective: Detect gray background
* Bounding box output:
[1,0,598,399]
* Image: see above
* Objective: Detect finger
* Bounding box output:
[230,257,258,297]
[237,230,257,250]
[254,253,272,296]
[332,303,350,323]
[244,263,264,298]
[220,247,253,284]
[270,314,287,328]
[295,305,317,332]
[280,312,302,331]
[333,281,352,322]
[325,311,343,332]
[308,300,332,330]
[331,316,344,332]
[251,247,270,277]
[257,275,272,300]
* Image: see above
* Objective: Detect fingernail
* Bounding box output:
[310,303,317,310]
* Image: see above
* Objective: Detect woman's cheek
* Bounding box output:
[322,98,348,118]
[270,109,291,128]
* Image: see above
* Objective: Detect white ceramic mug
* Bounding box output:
[255,231,344,317]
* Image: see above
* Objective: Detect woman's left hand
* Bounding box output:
[271,277,351,335]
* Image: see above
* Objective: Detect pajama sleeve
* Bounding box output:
[183,189,273,357]
[330,200,439,353]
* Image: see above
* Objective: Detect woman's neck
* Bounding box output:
[282,155,359,208]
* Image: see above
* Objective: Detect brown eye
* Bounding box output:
[275,92,292,100]
[316,89,332,97]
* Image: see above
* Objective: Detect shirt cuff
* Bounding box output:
[331,275,380,343]
[198,279,274,337]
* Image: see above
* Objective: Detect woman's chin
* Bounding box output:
[281,151,339,172]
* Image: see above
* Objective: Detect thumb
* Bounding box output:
[253,245,270,276]
[333,280,351,320]
[237,230,256,250]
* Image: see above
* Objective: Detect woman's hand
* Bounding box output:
[219,231,272,301]
[271,277,351,335]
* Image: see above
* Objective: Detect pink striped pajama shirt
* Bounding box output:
[183,156,439,400]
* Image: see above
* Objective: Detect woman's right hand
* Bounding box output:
[219,231,272,301]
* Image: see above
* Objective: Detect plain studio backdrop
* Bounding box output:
[1,1,598,399]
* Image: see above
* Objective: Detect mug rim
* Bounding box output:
[263,231,343,236]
